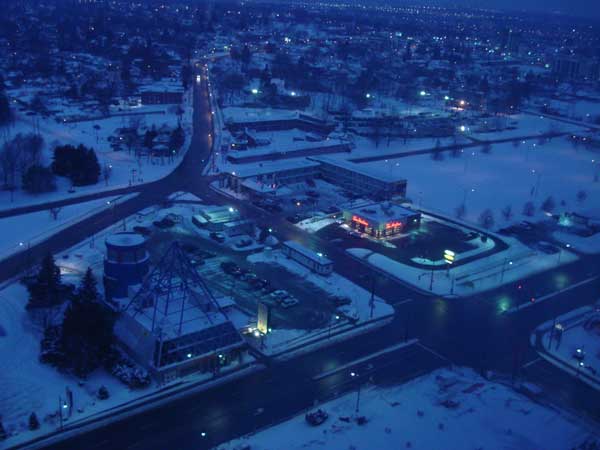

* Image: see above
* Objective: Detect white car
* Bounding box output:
[269,289,290,300]
[280,297,299,308]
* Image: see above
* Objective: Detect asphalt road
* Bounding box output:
[4,67,600,449]
[49,337,446,450]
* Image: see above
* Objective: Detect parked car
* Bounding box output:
[536,241,559,254]
[279,297,299,308]
[249,278,269,290]
[305,409,328,426]
[241,272,257,282]
[235,238,253,248]
[270,289,290,300]
[220,261,241,275]
[210,232,226,243]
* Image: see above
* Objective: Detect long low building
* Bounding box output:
[220,155,408,201]
[309,156,407,198]
[343,202,421,238]
[282,240,333,275]
[223,107,335,134]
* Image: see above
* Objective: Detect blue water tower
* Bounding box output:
[103,232,149,300]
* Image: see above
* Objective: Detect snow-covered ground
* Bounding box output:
[347,231,577,297]
[469,112,586,141]
[0,89,193,213]
[350,136,600,229]
[554,230,600,255]
[0,282,149,444]
[534,305,600,391]
[247,249,395,356]
[218,366,598,450]
[0,193,137,261]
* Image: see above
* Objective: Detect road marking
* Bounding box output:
[312,339,419,381]
[505,275,599,314]
[416,342,451,363]
[394,298,415,306]
[522,358,541,369]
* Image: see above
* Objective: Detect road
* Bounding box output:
[4,67,600,449]
[44,335,446,450]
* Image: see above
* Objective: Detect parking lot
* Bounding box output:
[143,221,339,331]
[315,217,506,268]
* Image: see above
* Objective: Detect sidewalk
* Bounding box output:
[6,362,263,450]
[532,305,600,391]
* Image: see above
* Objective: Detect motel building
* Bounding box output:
[343,202,421,238]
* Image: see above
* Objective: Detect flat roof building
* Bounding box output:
[343,202,421,238]
[282,240,333,275]
[310,156,407,199]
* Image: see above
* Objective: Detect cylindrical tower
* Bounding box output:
[103,232,149,300]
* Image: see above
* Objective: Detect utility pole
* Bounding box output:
[429,268,434,291]
[369,273,376,319]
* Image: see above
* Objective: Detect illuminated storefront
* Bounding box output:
[344,203,421,238]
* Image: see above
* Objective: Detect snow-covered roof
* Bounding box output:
[225,158,321,178]
[309,155,407,183]
[346,202,420,224]
[283,240,333,266]
[105,232,145,248]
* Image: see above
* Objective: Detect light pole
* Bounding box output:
[350,371,361,414]
[500,258,513,283]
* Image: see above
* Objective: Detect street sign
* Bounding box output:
[257,302,270,334]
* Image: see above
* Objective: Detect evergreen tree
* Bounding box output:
[0,419,6,440]
[52,144,100,186]
[28,412,40,430]
[541,196,556,213]
[61,268,114,376]
[168,126,185,152]
[26,253,62,309]
[81,148,100,185]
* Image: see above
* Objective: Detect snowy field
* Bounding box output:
[535,305,600,391]
[0,193,136,261]
[0,90,192,212]
[351,136,600,229]
[218,366,598,450]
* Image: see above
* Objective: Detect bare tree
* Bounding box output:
[478,209,495,229]
[103,164,112,186]
[49,207,62,220]
[576,190,588,204]
[541,196,556,213]
[522,201,535,217]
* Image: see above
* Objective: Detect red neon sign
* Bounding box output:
[386,221,403,229]
[352,215,369,227]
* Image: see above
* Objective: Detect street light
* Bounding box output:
[350,371,361,413]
